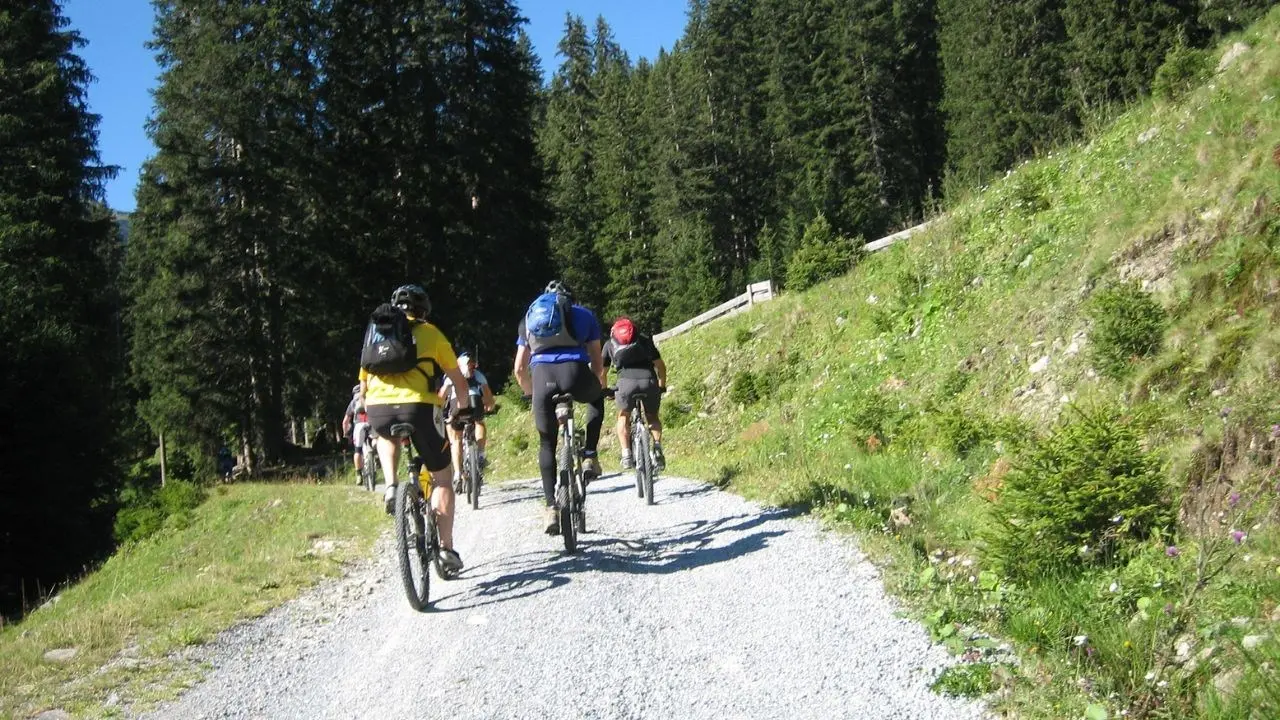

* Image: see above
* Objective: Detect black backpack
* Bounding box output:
[360,304,423,376]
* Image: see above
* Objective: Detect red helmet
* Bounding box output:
[611,317,635,345]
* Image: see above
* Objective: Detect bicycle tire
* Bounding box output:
[427,505,450,581]
[465,443,481,510]
[362,452,377,492]
[559,468,577,554]
[632,415,646,498]
[394,482,430,611]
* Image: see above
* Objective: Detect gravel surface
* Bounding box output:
[140,473,989,720]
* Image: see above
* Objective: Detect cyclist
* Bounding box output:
[513,280,605,535]
[603,316,667,471]
[439,351,496,485]
[359,284,472,573]
[340,384,372,482]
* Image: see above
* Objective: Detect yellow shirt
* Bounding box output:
[359,320,457,406]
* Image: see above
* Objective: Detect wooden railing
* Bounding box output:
[653,218,935,343]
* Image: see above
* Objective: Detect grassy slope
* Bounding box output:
[645,13,1280,720]
[0,482,384,719]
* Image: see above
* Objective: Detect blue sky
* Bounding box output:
[62,0,690,212]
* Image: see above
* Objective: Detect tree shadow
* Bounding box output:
[433,507,801,612]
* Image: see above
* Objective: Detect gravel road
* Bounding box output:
[141,473,988,720]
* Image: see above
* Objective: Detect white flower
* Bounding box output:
[1109,582,1119,593]
[1073,635,1088,646]
[1145,671,1156,682]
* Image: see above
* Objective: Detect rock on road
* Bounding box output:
[143,473,988,720]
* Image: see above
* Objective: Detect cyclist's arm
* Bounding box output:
[587,339,605,386]
[480,382,496,411]
[514,345,532,395]
[654,358,668,389]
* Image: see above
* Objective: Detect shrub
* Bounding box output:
[1152,44,1212,101]
[989,407,1172,582]
[785,214,860,291]
[729,370,761,406]
[1087,282,1167,379]
[734,327,754,346]
[660,398,694,430]
[113,480,207,544]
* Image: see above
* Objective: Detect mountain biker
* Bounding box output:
[513,280,605,535]
[359,284,472,573]
[603,316,668,471]
[341,384,372,481]
[439,352,496,485]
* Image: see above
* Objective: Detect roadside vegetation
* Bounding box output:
[0,481,384,719]
[645,15,1280,720]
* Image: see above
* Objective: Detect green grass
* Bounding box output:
[0,481,384,719]
[646,11,1280,719]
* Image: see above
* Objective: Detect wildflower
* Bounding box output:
[1231,530,1247,544]
[1086,646,1096,658]
[1220,406,1232,419]
[1145,671,1156,682]
[1111,514,1123,524]
[1074,635,1089,646]
[1228,492,1240,507]
[1270,423,1279,440]
[1109,582,1120,593]
[1166,545,1180,557]
[1163,603,1175,615]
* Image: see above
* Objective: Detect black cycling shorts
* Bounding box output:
[366,403,450,474]
[615,376,662,416]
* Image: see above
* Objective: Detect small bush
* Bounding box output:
[114,480,207,544]
[660,399,694,429]
[785,214,860,291]
[729,370,761,406]
[931,663,999,698]
[734,327,754,346]
[936,407,992,458]
[1087,282,1167,379]
[1152,45,1212,101]
[939,369,971,399]
[990,407,1172,581]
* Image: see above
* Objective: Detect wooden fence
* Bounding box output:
[653,218,935,343]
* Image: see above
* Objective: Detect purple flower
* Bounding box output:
[1229,492,1240,507]
[1165,545,1180,557]
[1270,424,1280,440]
[1230,530,1246,544]
[1163,603,1175,615]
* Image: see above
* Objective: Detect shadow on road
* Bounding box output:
[434,506,801,612]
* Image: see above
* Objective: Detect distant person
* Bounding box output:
[603,316,667,471]
[359,284,471,573]
[341,384,372,481]
[216,446,235,481]
[513,280,605,535]
[439,352,496,484]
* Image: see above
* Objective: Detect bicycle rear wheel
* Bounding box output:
[362,453,377,492]
[558,468,577,553]
[394,482,430,611]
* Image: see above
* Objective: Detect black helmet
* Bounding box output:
[391,284,430,317]
[544,279,573,301]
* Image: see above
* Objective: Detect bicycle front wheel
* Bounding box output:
[465,444,481,510]
[394,482,430,611]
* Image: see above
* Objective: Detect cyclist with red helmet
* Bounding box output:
[603,316,667,471]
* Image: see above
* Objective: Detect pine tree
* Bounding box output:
[0,0,122,616]
[938,0,1077,188]
[539,14,607,310]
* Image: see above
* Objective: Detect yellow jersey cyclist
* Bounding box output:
[439,351,496,487]
[603,316,667,471]
[359,284,471,573]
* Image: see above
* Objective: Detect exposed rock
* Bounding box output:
[1138,127,1160,144]
[1218,42,1250,72]
[1029,356,1050,374]
[32,711,71,720]
[1214,667,1243,697]
[1242,634,1267,650]
[43,648,78,663]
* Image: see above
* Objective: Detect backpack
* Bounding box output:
[360,304,423,375]
[524,292,578,353]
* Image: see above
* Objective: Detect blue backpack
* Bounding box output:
[524,292,578,353]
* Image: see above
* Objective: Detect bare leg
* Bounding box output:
[446,425,462,478]
[429,469,456,549]
[475,421,487,451]
[376,436,400,486]
[648,412,663,444]
[352,451,361,473]
[616,412,631,454]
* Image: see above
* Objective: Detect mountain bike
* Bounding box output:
[551,393,588,554]
[451,415,483,510]
[388,422,451,611]
[358,430,378,492]
[629,396,658,505]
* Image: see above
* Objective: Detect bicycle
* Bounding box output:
[387,422,452,611]
[605,387,664,505]
[551,392,588,554]
[451,414,483,510]
[358,431,378,492]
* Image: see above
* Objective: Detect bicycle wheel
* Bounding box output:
[427,506,451,580]
[394,482,430,611]
[632,416,646,498]
[639,434,655,505]
[465,443,481,510]
[362,453,377,492]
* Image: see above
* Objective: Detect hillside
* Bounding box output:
[646,13,1280,720]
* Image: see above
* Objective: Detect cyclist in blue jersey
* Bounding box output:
[513,280,605,535]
